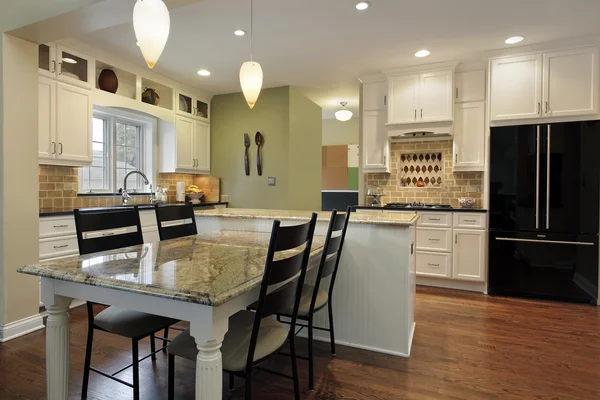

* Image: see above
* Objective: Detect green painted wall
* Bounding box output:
[211,86,322,210]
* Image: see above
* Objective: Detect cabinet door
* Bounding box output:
[56,45,93,89]
[455,70,486,102]
[38,43,57,79]
[362,81,387,111]
[453,229,486,281]
[38,76,56,160]
[453,102,485,171]
[56,83,91,163]
[388,75,419,124]
[194,120,210,172]
[419,70,453,122]
[362,110,389,172]
[175,116,195,170]
[176,90,194,117]
[543,47,599,118]
[490,54,543,121]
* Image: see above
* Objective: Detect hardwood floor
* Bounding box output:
[1,286,599,399]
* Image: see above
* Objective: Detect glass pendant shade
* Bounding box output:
[133,0,170,69]
[335,102,353,121]
[240,61,263,109]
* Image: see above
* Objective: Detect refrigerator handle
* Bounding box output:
[546,124,551,230]
[536,125,541,230]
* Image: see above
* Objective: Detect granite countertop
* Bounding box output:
[194,208,419,226]
[19,230,324,306]
[353,205,487,213]
[39,202,229,217]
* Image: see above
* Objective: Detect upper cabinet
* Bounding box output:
[362,109,390,173]
[387,69,454,125]
[455,70,486,103]
[362,81,387,111]
[159,116,210,175]
[39,44,94,90]
[176,90,209,120]
[490,47,599,122]
[453,102,485,172]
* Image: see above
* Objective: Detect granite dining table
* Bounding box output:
[18,230,325,400]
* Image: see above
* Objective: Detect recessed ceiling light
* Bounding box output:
[234,29,247,36]
[415,49,431,58]
[505,36,524,45]
[197,69,211,76]
[62,57,77,64]
[356,1,370,11]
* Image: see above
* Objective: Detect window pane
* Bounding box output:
[126,147,138,168]
[81,117,109,192]
[92,118,104,142]
[116,123,126,145]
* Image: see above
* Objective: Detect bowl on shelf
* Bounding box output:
[458,197,476,209]
[187,193,204,205]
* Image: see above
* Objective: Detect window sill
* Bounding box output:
[77,192,152,197]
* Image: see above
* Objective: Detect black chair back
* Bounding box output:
[74,207,144,255]
[311,206,352,311]
[247,213,318,369]
[155,204,198,241]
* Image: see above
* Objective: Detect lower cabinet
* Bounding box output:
[416,251,452,278]
[453,229,486,281]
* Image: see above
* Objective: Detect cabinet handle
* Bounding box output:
[537,102,541,115]
[421,109,423,119]
[53,244,69,249]
[51,142,56,155]
[414,109,417,120]
[58,143,63,155]
[455,154,457,163]
[51,60,56,74]
[427,263,440,267]
[455,234,458,244]
[383,155,386,164]
[455,88,458,99]
[545,101,549,114]
[429,218,441,221]
[427,238,440,242]
[384,95,387,106]
[53,224,68,228]
[58,62,63,75]
[464,219,476,223]
[411,243,414,255]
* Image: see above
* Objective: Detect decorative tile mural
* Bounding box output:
[399,152,443,187]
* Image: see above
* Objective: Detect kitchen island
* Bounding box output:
[195,208,419,357]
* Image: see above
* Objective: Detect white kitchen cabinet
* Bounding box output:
[176,89,209,120]
[38,44,94,90]
[160,116,211,174]
[455,70,486,103]
[362,81,387,111]
[543,47,599,118]
[490,54,543,121]
[416,251,452,278]
[362,110,390,173]
[38,76,56,159]
[453,102,485,172]
[453,229,486,282]
[388,74,419,124]
[416,227,453,252]
[419,70,454,122]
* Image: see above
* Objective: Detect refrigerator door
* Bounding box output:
[488,231,598,304]
[490,125,541,232]
[541,121,600,234]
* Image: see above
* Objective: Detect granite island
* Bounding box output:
[195,209,419,357]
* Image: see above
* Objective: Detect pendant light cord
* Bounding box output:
[250,0,254,62]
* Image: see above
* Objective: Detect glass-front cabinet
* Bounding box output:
[38,43,94,89]
[176,90,209,120]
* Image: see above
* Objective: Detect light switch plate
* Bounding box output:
[267,177,276,186]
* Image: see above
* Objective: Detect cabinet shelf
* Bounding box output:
[95,61,136,100]
[141,78,173,111]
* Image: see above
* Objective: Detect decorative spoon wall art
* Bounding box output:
[255,131,264,176]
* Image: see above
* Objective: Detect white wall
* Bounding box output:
[322,118,359,146]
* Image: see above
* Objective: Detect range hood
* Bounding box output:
[387,122,453,141]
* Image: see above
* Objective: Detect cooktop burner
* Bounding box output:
[384,202,453,209]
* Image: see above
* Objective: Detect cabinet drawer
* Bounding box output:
[416,251,452,278]
[40,216,76,238]
[453,213,486,229]
[417,212,452,227]
[416,228,452,252]
[39,236,79,260]
[139,210,158,229]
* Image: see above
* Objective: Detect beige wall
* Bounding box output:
[211,86,322,210]
[322,118,359,146]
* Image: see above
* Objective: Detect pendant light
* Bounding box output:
[239,0,263,109]
[133,0,170,69]
[335,102,353,121]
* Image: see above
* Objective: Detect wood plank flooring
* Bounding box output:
[1,286,599,399]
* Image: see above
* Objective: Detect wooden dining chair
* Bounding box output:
[74,207,179,400]
[154,203,198,241]
[276,206,352,390]
[166,213,318,400]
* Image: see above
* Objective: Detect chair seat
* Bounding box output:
[168,310,289,372]
[296,285,328,317]
[94,306,179,339]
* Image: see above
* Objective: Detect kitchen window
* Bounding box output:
[80,109,154,193]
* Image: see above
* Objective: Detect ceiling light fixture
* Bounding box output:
[197,69,211,76]
[234,29,247,36]
[133,0,171,69]
[415,49,431,58]
[356,1,370,11]
[505,36,524,45]
[335,102,353,122]
[239,0,263,109]
[62,57,77,64]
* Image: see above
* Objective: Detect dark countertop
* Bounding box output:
[39,202,229,217]
[353,205,487,213]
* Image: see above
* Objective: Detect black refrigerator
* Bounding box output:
[489,121,600,305]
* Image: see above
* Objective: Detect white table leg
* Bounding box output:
[45,295,73,400]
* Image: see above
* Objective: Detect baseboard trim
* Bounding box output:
[305,335,411,358]
[0,314,45,343]
[417,277,487,293]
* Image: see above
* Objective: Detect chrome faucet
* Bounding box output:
[122,170,150,205]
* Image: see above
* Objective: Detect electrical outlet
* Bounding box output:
[267,177,276,186]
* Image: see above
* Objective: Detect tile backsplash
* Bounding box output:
[39,165,215,209]
[365,140,483,208]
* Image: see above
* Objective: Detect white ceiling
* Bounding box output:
[78,0,600,119]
